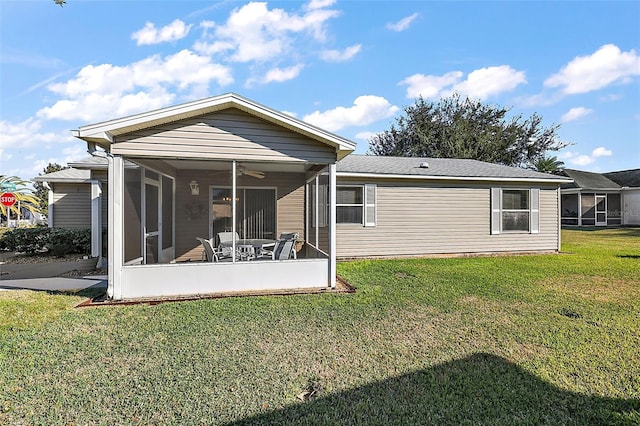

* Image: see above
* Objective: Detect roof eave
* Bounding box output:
[336,171,573,184]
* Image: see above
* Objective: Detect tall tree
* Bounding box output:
[33,163,68,211]
[532,156,565,173]
[0,176,41,223]
[369,94,569,168]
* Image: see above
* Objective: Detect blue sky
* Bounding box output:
[1,0,639,181]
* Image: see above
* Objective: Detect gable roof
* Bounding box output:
[72,93,356,160]
[604,169,640,188]
[336,155,572,183]
[68,156,109,170]
[32,168,90,183]
[561,169,620,190]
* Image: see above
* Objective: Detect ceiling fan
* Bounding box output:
[237,165,265,179]
[207,164,265,179]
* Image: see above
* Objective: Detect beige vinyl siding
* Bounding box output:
[174,170,306,262]
[112,109,336,164]
[336,178,560,258]
[51,183,91,228]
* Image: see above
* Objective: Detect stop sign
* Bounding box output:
[0,192,16,207]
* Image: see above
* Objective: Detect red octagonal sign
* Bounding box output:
[1,192,16,207]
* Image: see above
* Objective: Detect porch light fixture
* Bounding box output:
[189,180,199,196]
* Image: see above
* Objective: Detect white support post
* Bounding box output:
[46,183,54,228]
[232,160,237,262]
[557,187,561,251]
[90,180,103,266]
[328,163,337,288]
[314,175,319,248]
[578,191,582,226]
[108,155,124,300]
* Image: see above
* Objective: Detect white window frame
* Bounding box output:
[491,187,539,234]
[336,184,376,226]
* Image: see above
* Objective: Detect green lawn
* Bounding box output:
[1,228,639,425]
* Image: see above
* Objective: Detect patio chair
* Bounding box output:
[266,232,298,260]
[217,231,239,258]
[196,237,218,262]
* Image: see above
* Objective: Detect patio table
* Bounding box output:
[220,239,277,260]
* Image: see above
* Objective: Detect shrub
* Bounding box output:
[0,227,50,253]
[0,227,91,256]
[49,228,91,257]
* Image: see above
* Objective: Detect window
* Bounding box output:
[491,188,539,234]
[502,189,529,231]
[336,185,376,226]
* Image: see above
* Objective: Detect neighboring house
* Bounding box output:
[604,169,640,226]
[37,93,571,301]
[559,168,640,226]
[32,165,108,266]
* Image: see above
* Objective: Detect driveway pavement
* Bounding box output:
[0,256,107,292]
[0,275,107,292]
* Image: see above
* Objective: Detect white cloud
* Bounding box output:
[452,66,527,99]
[37,50,233,122]
[400,66,526,99]
[400,71,463,98]
[571,155,595,166]
[193,1,340,63]
[386,13,419,32]
[559,146,613,167]
[132,19,193,45]
[592,146,612,157]
[545,44,640,94]
[281,110,298,118]
[0,118,69,150]
[302,95,399,132]
[561,107,594,123]
[0,148,12,163]
[354,131,376,140]
[305,0,336,10]
[320,44,361,62]
[263,64,305,83]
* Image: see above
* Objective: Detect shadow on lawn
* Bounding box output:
[229,353,639,426]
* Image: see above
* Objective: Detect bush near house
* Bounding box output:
[0,227,91,256]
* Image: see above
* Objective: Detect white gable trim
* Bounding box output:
[72,93,355,158]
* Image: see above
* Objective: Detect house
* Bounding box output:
[32,160,109,265]
[559,168,640,226]
[335,155,568,257]
[604,169,640,226]
[36,93,571,301]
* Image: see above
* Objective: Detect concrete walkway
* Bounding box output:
[0,256,107,292]
[0,275,107,292]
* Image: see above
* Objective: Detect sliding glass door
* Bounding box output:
[211,187,276,243]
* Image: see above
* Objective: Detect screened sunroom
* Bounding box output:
[73,94,354,300]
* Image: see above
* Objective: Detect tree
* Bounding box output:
[0,176,41,224]
[369,94,570,168]
[532,156,565,173]
[33,163,68,212]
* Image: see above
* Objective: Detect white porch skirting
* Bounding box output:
[118,258,329,300]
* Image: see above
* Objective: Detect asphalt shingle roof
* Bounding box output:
[32,168,90,183]
[336,155,568,181]
[560,169,620,190]
[604,169,640,188]
[68,156,109,169]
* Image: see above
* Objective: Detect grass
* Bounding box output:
[1,228,639,425]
